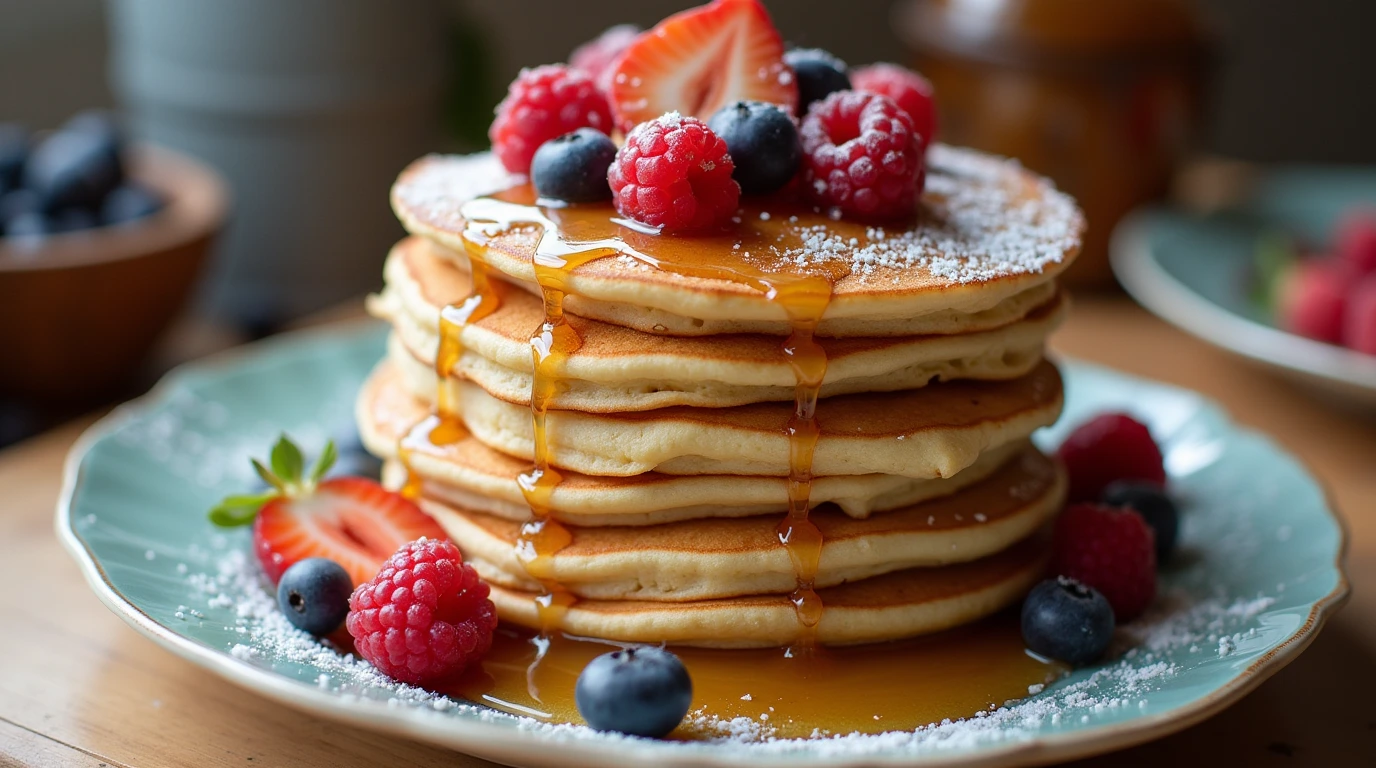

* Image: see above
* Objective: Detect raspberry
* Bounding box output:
[490,65,613,174]
[1336,209,1376,275]
[1052,504,1157,621]
[1057,412,1166,503]
[608,112,740,231]
[1277,259,1350,343]
[851,63,937,144]
[1345,273,1376,355]
[345,538,497,685]
[800,90,924,220]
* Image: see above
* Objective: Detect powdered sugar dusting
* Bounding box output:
[393,145,1083,286]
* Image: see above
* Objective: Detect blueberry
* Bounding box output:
[3,211,50,240]
[530,128,617,204]
[575,646,693,738]
[24,128,124,212]
[1021,576,1115,665]
[707,101,801,196]
[52,207,98,234]
[63,110,125,148]
[101,185,163,226]
[276,558,353,636]
[0,188,41,231]
[784,49,852,115]
[1102,481,1179,562]
[0,123,27,191]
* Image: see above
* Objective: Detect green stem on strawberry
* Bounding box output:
[209,435,337,528]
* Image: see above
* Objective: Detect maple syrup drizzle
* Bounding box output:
[396,236,505,500]
[458,190,845,643]
[441,613,1064,739]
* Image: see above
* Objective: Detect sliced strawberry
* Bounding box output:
[253,477,445,588]
[607,0,798,134]
[209,435,446,588]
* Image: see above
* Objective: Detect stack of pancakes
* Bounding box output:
[357,144,1083,648]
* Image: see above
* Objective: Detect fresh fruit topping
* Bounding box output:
[1021,576,1115,665]
[569,24,641,92]
[3,210,48,239]
[706,100,801,196]
[575,647,694,738]
[23,127,123,212]
[489,65,612,175]
[208,435,445,587]
[276,557,353,636]
[1344,273,1376,355]
[346,538,497,685]
[1336,209,1376,275]
[531,128,618,203]
[851,63,937,143]
[1057,412,1166,503]
[784,48,852,114]
[800,90,924,220]
[608,113,740,231]
[1276,258,1349,343]
[100,185,163,226]
[1102,480,1179,562]
[607,0,797,134]
[1052,503,1157,621]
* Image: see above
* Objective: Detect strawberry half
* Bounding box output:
[209,435,445,587]
[607,0,798,134]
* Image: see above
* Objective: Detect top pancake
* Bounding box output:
[391,144,1084,338]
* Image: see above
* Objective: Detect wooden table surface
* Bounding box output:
[2,296,1373,767]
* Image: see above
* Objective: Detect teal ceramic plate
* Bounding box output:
[58,322,1348,768]
[1112,167,1376,411]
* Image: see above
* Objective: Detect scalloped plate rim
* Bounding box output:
[55,321,1351,768]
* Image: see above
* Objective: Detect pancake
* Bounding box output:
[371,236,1067,412]
[391,145,1083,338]
[487,535,1049,648]
[360,365,1026,522]
[379,356,1064,478]
[421,447,1064,601]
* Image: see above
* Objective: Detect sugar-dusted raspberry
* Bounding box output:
[1057,412,1166,503]
[346,538,497,685]
[1052,503,1158,621]
[800,90,924,220]
[490,65,613,174]
[850,63,937,144]
[608,112,740,231]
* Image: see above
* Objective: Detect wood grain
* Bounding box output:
[0,298,1372,766]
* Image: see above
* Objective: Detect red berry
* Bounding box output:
[346,538,498,685]
[1052,503,1157,621]
[1058,412,1166,503]
[253,477,446,589]
[1277,259,1349,343]
[800,90,924,220]
[608,113,740,231]
[607,0,796,134]
[490,65,612,174]
[1336,209,1376,276]
[850,63,937,144]
[1344,273,1376,355]
[569,24,641,93]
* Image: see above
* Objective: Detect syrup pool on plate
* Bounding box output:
[442,611,1062,739]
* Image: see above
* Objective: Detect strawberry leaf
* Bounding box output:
[252,458,284,492]
[310,440,338,485]
[1251,232,1296,312]
[208,492,277,527]
[270,435,305,483]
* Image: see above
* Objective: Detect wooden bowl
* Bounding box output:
[0,144,229,401]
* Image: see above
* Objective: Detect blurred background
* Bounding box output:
[2,0,1375,447]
